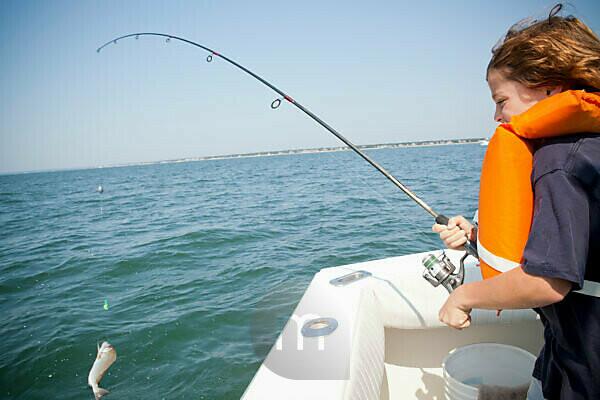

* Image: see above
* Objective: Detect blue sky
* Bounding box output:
[1,1,598,174]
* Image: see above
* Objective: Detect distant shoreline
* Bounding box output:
[104,137,487,167]
[3,138,486,176]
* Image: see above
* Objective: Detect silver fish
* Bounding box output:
[88,341,117,399]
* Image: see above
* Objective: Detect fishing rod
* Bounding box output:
[97,33,477,290]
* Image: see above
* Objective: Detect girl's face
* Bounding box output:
[487,69,562,123]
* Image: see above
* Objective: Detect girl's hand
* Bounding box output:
[439,286,472,329]
[432,215,474,250]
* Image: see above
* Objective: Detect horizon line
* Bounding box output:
[1,137,487,176]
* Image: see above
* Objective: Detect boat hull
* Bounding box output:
[242,250,543,400]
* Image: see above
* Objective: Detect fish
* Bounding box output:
[88,341,117,399]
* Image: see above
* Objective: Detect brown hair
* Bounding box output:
[488,12,600,91]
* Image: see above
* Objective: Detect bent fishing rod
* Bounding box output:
[97,33,478,287]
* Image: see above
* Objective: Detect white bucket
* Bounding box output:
[442,343,536,400]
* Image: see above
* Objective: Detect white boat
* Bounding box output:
[241,249,543,400]
[479,139,489,146]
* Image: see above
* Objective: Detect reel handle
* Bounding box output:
[435,214,479,259]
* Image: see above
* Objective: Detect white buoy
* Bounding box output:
[97,185,104,193]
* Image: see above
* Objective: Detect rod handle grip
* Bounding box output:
[435,214,449,225]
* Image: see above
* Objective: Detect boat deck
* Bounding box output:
[381,322,543,399]
[242,250,544,400]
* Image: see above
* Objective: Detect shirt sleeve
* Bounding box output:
[521,170,590,290]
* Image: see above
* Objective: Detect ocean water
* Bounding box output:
[0,144,485,399]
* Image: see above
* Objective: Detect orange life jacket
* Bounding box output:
[477,90,600,283]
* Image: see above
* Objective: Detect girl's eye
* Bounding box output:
[496,99,506,106]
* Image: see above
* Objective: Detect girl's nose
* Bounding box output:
[494,108,503,123]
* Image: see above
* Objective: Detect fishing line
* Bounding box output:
[97,32,477,259]
[349,163,441,249]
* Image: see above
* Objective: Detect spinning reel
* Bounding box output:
[422,251,469,293]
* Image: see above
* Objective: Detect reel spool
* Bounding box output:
[422,252,468,293]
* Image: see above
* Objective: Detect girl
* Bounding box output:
[433,6,600,399]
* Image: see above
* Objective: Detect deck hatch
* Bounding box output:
[329,270,372,287]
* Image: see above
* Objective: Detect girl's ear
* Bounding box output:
[546,86,564,96]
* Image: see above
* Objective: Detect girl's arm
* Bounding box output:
[439,267,572,329]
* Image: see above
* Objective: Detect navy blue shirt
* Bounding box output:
[521,134,600,400]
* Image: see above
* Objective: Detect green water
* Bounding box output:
[0,144,484,399]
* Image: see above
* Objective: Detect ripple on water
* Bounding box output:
[0,144,485,399]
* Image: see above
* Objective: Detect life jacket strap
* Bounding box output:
[477,238,520,273]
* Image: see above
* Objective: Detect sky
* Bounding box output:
[1,0,598,174]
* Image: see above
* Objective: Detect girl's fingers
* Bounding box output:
[458,220,472,231]
[441,230,466,245]
[448,216,472,232]
[448,230,467,242]
[432,223,445,233]
[448,216,465,228]
[460,317,472,329]
[439,227,460,240]
[449,236,467,249]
